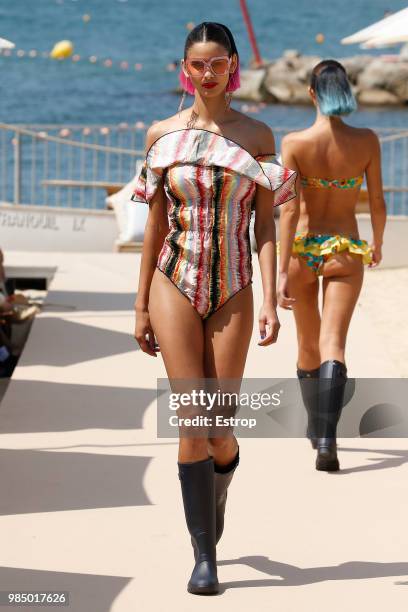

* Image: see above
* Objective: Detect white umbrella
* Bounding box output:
[0,37,15,49]
[341,7,408,46]
[362,20,408,48]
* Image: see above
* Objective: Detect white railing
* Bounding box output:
[1,123,407,214]
[0,123,144,209]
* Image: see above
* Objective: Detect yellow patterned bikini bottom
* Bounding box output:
[277,232,373,275]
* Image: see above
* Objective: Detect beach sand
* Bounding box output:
[358,266,408,377]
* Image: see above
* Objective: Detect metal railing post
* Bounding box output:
[13,131,21,205]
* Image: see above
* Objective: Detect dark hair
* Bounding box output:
[310,59,357,116]
[183,22,239,61]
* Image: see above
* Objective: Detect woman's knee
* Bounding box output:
[179,436,209,457]
[207,436,235,453]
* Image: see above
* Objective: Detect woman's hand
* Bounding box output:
[257,302,281,346]
[369,242,382,268]
[134,308,159,357]
[277,272,296,310]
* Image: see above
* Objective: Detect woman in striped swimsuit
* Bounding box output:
[278,60,387,472]
[132,22,296,595]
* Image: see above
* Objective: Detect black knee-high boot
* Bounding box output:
[214,447,240,545]
[316,359,348,472]
[297,366,320,449]
[178,457,219,595]
[192,447,240,559]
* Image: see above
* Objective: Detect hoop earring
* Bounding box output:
[178,67,195,116]
[178,90,186,116]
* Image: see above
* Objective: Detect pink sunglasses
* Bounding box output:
[184,55,232,77]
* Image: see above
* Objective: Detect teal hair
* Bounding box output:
[311,60,357,116]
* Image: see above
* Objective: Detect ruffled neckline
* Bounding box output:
[144,127,293,193]
[145,128,276,165]
[131,127,297,207]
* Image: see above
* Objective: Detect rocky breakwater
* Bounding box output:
[232,50,408,106]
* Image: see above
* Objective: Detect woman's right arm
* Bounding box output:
[365,130,387,267]
[277,134,301,310]
[134,125,169,356]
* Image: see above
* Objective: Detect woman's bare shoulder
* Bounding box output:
[230,114,277,154]
[144,110,195,150]
[341,124,378,142]
[252,119,276,154]
[353,126,380,142]
[144,117,180,150]
[281,128,312,152]
[344,126,381,156]
[236,114,274,136]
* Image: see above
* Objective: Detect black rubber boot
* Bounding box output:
[178,457,219,595]
[214,447,240,544]
[297,366,320,449]
[315,360,348,472]
[192,447,240,561]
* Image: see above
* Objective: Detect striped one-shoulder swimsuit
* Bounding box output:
[131,128,297,319]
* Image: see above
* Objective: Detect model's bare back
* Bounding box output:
[287,123,377,235]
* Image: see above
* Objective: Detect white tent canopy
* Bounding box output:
[0,37,15,49]
[341,7,408,47]
[363,21,408,48]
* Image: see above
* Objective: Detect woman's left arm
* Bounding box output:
[278,134,301,310]
[254,124,280,347]
[365,129,387,267]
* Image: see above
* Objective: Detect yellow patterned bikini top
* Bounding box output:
[301,175,364,189]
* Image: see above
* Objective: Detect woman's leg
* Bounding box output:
[287,255,321,446]
[315,252,364,470]
[320,252,364,363]
[203,285,253,545]
[288,255,321,370]
[204,284,254,464]
[148,269,218,594]
[149,269,208,462]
